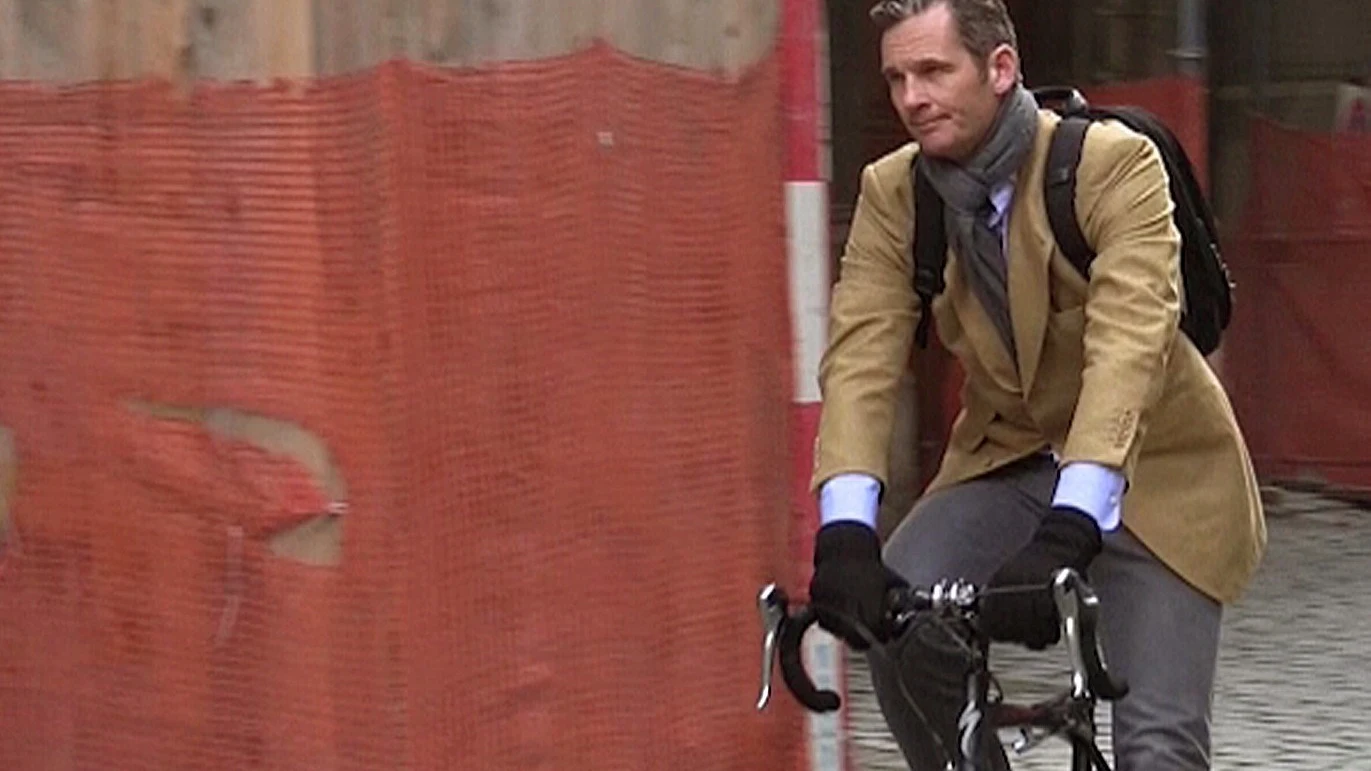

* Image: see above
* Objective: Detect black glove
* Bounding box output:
[979,506,1103,650]
[809,522,908,650]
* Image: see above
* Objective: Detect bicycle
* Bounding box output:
[754,568,1130,771]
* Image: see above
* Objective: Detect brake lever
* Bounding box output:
[755,583,787,710]
[1051,568,1129,702]
[753,582,841,713]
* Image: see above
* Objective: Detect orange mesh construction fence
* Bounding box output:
[1222,117,1371,491]
[0,44,803,770]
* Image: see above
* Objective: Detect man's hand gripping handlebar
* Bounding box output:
[754,568,1129,714]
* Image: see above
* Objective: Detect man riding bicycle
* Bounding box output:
[807,1,1267,768]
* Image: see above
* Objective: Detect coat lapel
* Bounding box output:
[945,249,1020,394]
[1008,111,1060,393]
[945,111,1061,397]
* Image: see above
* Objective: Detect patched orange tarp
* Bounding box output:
[1222,117,1371,491]
[0,44,799,770]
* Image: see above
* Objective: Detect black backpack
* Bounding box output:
[911,86,1234,356]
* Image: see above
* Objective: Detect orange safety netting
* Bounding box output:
[0,43,802,770]
[1222,116,1371,491]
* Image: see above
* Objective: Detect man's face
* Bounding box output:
[879,3,1019,162]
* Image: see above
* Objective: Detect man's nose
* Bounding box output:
[895,78,930,114]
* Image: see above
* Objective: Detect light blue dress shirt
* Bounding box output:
[819,180,1125,532]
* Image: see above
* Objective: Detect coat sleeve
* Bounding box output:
[810,158,919,495]
[1060,122,1183,480]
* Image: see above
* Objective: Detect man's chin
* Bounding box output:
[912,135,955,159]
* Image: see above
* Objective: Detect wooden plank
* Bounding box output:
[719,0,782,74]
[668,0,715,70]
[695,0,729,71]
[86,0,120,80]
[256,0,313,78]
[0,0,779,82]
[82,0,191,83]
[382,0,426,62]
[488,0,556,62]
[554,0,602,57]
[603,0,646,66]
[328,0,777,74]
[0,0,18,79]
[129,0,193,82]
[317,0,469,75]
[1,0,192,84]
[186,0,259,80]
[186,0,312,81]
[408,0,594,69]
[456,0,547,65]
[313,0,385,75]
[716,0,780,73]
[413,0,460,65]
[7,0,99,81]
[605,0,775,74]
[537,0,601,60]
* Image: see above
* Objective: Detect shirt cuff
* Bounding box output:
[819,473,881,530]
[1052,462,1124,532]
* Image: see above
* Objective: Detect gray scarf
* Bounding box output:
[917,84,1039,361]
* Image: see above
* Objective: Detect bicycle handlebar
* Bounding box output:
[755,568,1129,715]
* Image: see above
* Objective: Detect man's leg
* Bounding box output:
[1092,528,1223,771]
[867,455,1057,771]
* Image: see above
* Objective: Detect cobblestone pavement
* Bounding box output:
[847,489,1371,770]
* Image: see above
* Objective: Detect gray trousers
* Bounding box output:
[869,455,1222,770]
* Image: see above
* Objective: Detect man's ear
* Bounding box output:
[987,44,1020,95]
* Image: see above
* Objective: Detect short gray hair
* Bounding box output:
[869,0,1018,66]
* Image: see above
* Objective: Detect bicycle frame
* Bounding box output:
[755,568,1127,771]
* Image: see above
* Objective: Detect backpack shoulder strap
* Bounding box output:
[1043,116,1095,275]
[912,159,947,349]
